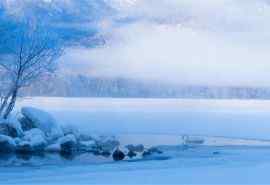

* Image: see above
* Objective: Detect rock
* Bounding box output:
[127,150,137,158]
[125,144,144,153]
[23,128,47,151]
[16,129,47,153]
[18,116,36,131]
[23,128,46,141]
[58,134,77,155]
[0,123,18,138]
[96,136,120,153]
[143,147,163,157]
[112,148,125,161]
[45,143,61,153]
[21,107,64,141]
[61,124,81,140]
[16,141,32,153]
[0,117,23,138]
[79,140,96,152]
[0,135,16,153]
[14,137,21,145]
[79,134,94,141]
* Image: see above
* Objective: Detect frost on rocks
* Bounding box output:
[0,134,16,153]
[0,116,23,138]
[21,107,63,141]
[23,128,46,141]
[16,128,47,153]
[95,136,120,153]
[23,128,47,151]
[58,134,77,155]
[62,124,81,139]
[79,140,96,152]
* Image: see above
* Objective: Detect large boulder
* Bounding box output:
[0,117,23,138]
[23,128,47,151]
[16,141,32,153]
[18,116,36,131]
[21,107,63,141]
[16,128,47,153]
[61,124,81,140]
[58,134,77,155]
[95,136,120,153]
[0,135,16,153]
[112,148,125,161]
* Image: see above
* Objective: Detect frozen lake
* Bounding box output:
[2,97,270,184]
[16,97,270,140]
[2,144,270,184]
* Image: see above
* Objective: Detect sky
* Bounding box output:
[3,0,270,87]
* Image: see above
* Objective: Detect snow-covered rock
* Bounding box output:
[23,128,46,141]
[24,129,47,151]
[61,124,81,140]
[95,136,120,153]
[79,140,96,152]
[16,128,47,153]
[21,107,63,140]
[127,150,137,158]
[14,137,21,145]
[142,147,163,158]
[0,117,23,138]
[16,141,32,153]
[58,134,77,154]
[0,135,16,153]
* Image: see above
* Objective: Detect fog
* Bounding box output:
[3,0,270,87]
[60,0,270,87]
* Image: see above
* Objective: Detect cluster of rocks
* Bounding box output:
[0,107,120,159]
[0,107,164,162]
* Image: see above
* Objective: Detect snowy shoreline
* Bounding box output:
[14,97,270,140]
[1,97,270,184]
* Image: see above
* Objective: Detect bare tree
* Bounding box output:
[0,25,62,119]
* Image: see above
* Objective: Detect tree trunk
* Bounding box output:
[3,88,18,119]
[0,90,12,117]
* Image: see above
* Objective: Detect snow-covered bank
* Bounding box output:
[16,97,270,140]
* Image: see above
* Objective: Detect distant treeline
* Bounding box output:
[22,75,270,99]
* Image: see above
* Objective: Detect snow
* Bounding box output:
[23,128,46,141]
[0,134,16,152]
[58,134,77,145]
[0,116,23,137]
[2,97,270,184]
[16,97,270,140]
[21,107,63,140]
[22,128,47,150]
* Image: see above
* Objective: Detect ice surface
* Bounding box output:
[16,98,270,140]
[2,145,270,184]
[3,97,270,184]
